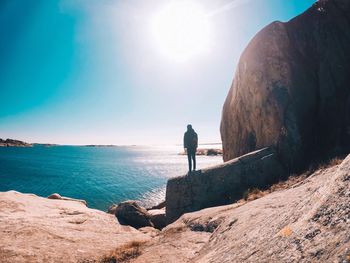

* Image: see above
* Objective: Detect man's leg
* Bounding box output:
[187,152,192,172]
[192,153,196,171]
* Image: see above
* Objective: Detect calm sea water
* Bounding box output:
[0,145,222,211]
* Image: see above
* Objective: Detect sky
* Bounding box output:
[0,0,315,145]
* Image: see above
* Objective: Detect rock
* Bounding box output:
[107,204,118,214]
[148,209,167,230]
[206,149,222,156]
[220,0,350,172]
[48,193,87,206]
[138,226,160,238]
[131,154,350,263]
[147,200,166,210]
[0,191,149,263]
[48,193,62,199]
[166,147,287,223]
[115,200,154,229]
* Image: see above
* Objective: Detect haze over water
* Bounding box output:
[0,145,222,211]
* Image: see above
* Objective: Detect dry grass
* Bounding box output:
[242,174,308,202]
[243,188,267,201]
[241,156,346,204]
[100,241,146,263]
[318,157,344,169]
[304,156,345,176]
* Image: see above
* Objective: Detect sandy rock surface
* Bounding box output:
[0,191,149,263]
[131,154,350,262]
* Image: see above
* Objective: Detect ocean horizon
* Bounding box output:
[0,145,222,211]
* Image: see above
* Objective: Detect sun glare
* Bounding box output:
[151,1,211,62]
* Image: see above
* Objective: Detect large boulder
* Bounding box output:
[148,209,167,230]
[115,200,154,229]
[166,147,286,223]
[220,0,350,172]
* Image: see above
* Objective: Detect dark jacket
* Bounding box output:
[184,129,198,151]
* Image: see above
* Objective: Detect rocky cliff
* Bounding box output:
[220,0,350,171]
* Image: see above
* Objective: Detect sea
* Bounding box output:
[0,145,222,211]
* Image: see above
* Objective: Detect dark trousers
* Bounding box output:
[187,150,196,172]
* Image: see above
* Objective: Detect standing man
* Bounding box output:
[184,124,198,173]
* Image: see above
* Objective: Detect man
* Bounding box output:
[184,124,198,173]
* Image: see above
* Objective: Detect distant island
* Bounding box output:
[84,144,120,147]
[179,148,222,156]
[0,138,60,147]
[0,138,32,147]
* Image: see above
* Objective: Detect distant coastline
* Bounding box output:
[0,138,123,148]
[178,148,223,156]
[0,138,33,147]
[84,144,120,147]
[0,138,223,152]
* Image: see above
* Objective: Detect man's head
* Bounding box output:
[187,124,192,131]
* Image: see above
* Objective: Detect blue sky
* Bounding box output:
[0,0,315,145]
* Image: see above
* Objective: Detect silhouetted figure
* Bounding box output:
[184,124,198,173]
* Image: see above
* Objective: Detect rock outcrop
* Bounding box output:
[129,154,350,263]
[220,0,350,171]
[114,201,167,230]
[115,201,154,229]
[148,209,167,230]
[0,191,149,263]
[166,147,286,223]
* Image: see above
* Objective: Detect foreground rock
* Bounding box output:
[115,201,154,229]
[166,147,286,223]
[220,0,350,171]
[0,191,149,263]
[130,154,350,262]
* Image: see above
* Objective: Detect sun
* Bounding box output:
[151,1,211,62]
